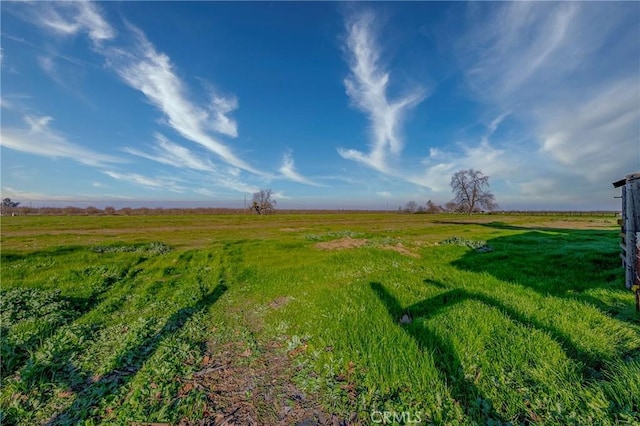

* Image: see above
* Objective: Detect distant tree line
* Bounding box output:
[0,202,617,218]
[0,205,251,216]
[399,200,469,214]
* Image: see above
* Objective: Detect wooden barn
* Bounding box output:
[613,173,640,310]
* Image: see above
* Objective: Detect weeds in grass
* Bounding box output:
[90,242,172,256]
[1,214,638,424]
[441,236,492,251]
[303,230,365,241]
[1,289,80,377]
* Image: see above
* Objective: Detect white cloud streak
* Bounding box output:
[460,2,581,105]
[455,1,640,202]
[278,152,322,186]
[539,78,640,181]
[104,24,259,174]
[1,114,122,167]
[408,139,518,192]
[124,133,216,173]
[104,171,184,192]
[123,134,264,195]
[11,1,265,191]
[1,186,134,202]
[27,1,115,45]
[338,11,425,173]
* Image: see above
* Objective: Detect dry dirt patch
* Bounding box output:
[182,340,351,426]
[382,243,419,258]
[315,237,368,250]
[316,237,419,258]
[269,296,292,310]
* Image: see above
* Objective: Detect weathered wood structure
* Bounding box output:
[613,173,640,311]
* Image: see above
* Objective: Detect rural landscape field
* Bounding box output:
[1,212,638,425]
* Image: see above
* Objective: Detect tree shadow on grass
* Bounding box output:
[1,267,132,379]
[44,283,228,426]
[370,282,506,422]
[370,280,631,422]
[0,246,87,262]
[446,224,635,322]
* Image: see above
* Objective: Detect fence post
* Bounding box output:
[625,176,639,287]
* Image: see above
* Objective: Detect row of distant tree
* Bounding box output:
[401,200,463,214]
[1,169,497,216]
[0,203,246,216]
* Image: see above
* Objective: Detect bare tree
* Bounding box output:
[425,200,442,214]
[450,169,497,214]
[2,198,19,208]
[443,201,458,213]
[1,198,20,215]
[252,189,277,215]
[404,200,418,213]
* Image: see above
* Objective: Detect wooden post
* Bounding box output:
[625,175,640,291]
[622,182,628,269]
[636,231,640,312]
[614,173,640,311]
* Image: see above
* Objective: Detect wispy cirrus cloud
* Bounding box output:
[409,137,518,192]
[123,133,266,196]
[338,11,426,173]
[460,2,580,105]
[278,152,322,186]
[456,1,640,200]
[539,77,639,181]
[124,133,216,173]
[104,170,185,192]
[104,24,259,174]
[1,186,134,202]
[37,55,69,89]
[1,114,121,167]
[17,1,115,45]
[9,1,265,193]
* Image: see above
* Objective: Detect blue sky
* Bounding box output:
[1,1,638,210]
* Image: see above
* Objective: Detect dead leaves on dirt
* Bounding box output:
[178,341,352,426]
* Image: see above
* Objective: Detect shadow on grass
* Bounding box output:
[0,246,87,262]
[433,219,613,233]
[445,223,635,321]
[370,282,506,421]
[44,283,228,426]
[1,267,131,378]
[370,279,634,421]
[385,279,613,369]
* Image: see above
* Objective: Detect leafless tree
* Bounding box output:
[404,200,418,213]
[252,189,277,215]
[450,169,497,214]
[1,198,20,215]
[443,201,458,213]
[425,200,442,214]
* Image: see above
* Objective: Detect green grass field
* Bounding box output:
[1,213,638,425]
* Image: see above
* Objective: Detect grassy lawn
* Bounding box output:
[1,213,638,424]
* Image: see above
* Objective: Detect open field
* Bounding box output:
[1,213,639,425]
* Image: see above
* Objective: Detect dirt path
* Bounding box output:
[180,339,352,426]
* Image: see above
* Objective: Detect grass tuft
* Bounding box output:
[1,213,638,424]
